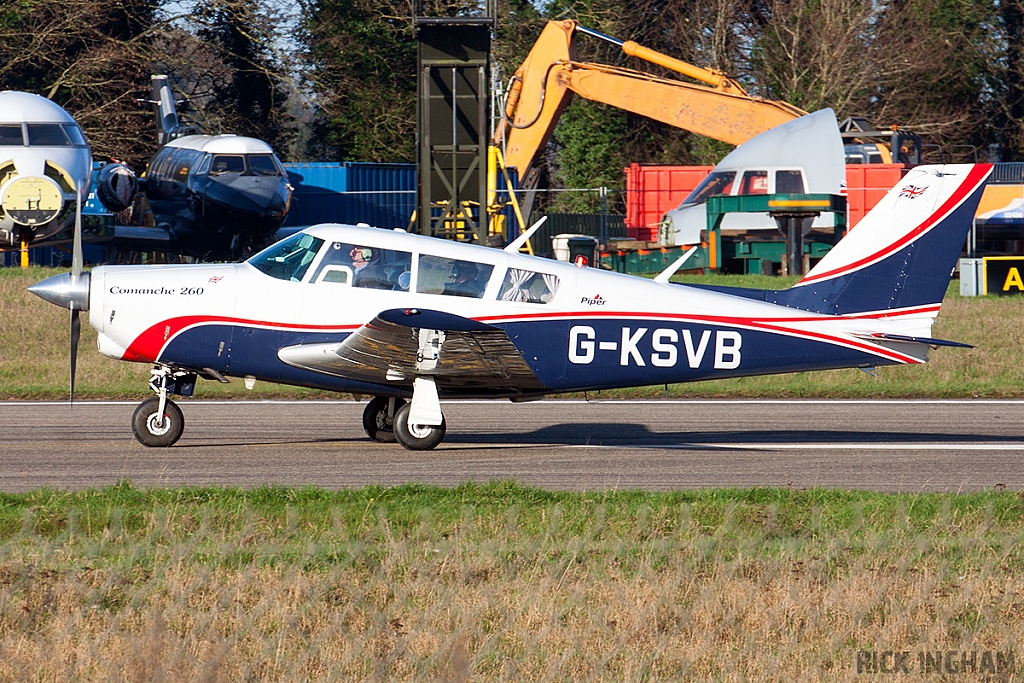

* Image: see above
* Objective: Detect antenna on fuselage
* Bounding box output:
[653,246,698,284]
[503,216,548,254]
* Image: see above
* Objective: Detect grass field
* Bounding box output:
[4,267,1024,400]
[4,267,1024,680]
[1,483,1022,681]
[0,483,1019,679]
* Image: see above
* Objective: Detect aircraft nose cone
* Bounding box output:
[209,176,289,216]
[28,272,90,311]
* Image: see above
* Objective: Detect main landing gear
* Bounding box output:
[131,366,195,447]
[361,396,446,450]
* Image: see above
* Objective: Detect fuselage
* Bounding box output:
[86,224,938,398]
[143,135,291,256]
[0,92,92,245]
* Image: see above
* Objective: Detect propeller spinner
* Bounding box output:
[27,188,89,401]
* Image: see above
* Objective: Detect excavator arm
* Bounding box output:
[493,20,807,179]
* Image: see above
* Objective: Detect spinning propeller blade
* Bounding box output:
[69,188,83,402]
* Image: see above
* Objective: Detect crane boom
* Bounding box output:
[494,20,807,179]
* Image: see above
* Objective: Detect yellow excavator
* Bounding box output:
[492,19,807,179]
[486,19,916,243]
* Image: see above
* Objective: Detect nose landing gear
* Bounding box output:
[131,366,195,447]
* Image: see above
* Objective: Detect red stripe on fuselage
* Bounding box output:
[122,316,361,362]
[125,303,935,365]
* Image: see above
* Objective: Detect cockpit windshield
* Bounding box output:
[248,154,282,176]
[248,232,325,281]
[681,171,737,206]
[210,155,245,175]
[0,125,22,146]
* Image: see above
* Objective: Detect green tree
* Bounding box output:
[300,0,420,161]
[0,0,161,168]
[191,0,297,156]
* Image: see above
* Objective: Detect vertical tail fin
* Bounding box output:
[774,164,992,315]
[150,75,195,145]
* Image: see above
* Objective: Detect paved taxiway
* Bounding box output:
[1,399,1022,492]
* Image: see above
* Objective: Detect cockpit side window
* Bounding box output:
[210,155,245,175]
[248,154,281,176]
[0,125,23,146]
[775,170,805,194]
[194,153,212,176]
[61,124,88,147]
[499,269,560,304]
[308,241,413,290]
[26,124,71,146]
[248,232,325,281]
[417,255,494,298]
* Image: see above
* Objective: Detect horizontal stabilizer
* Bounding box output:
[862,333,974,349]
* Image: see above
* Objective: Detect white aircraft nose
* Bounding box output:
[28,272,90,311]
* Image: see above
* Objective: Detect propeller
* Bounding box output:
[27,177,90,403]
[69,188,83,401]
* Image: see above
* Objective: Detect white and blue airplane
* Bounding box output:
[29,163,991,450]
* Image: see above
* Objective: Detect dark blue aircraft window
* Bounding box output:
[0,125,23,146]
[418,255,494,298]
[61,124,88,147]
[27,124,71,146]
[309,241,412,290]
[499,269,559,304]
[775,170,805,194]
[210,155,244,175]
[248,155,281,176]
[248,232,325,282]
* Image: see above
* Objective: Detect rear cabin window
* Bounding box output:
[0,125,23,145]
[248,232,325,282]
[499,269,560,304]
[417,255,494,298]
[308,241,412,290]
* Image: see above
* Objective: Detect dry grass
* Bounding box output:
[0,485,1022,681]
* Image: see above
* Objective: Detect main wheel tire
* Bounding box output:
[361,396,404,443]
[393,402,446,451]
[131,397,184,447]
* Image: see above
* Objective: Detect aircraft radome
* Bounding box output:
[30,163,991,450]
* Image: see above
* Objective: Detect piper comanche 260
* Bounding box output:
[30,163,990,450]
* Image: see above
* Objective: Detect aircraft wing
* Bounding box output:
[277,308,547,393]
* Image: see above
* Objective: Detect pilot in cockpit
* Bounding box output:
[350,246,391,289]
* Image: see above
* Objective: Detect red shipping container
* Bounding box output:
[843,164,904,228]
[624,163,907,238]
[625,163,713,240]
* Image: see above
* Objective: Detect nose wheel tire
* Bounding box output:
[132,397,184,447]
[393,402,446,451]
[361,396,405,443]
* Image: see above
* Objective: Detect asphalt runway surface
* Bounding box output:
[1,399,1023,492]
